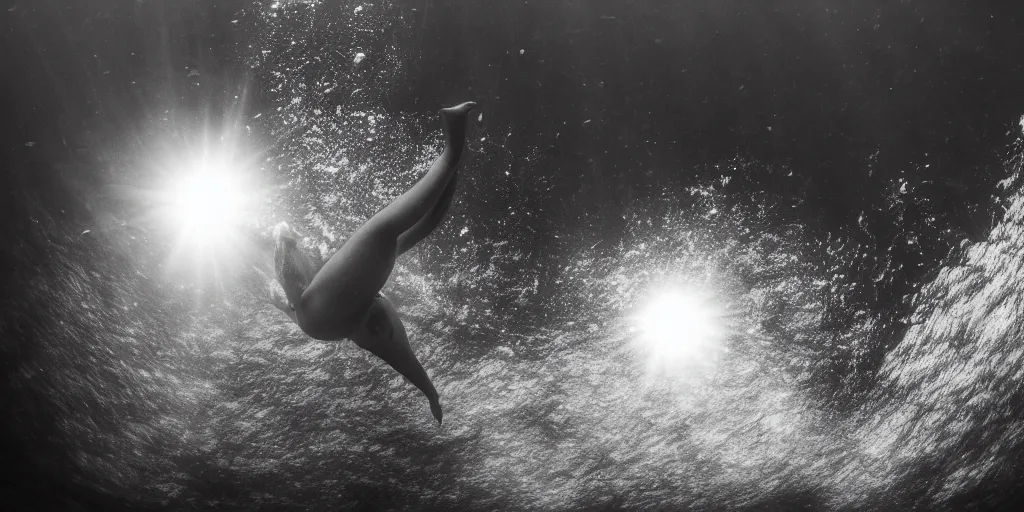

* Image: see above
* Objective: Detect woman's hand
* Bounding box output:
[254,264,298,323]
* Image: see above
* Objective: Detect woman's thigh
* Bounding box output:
[300,224,398,337]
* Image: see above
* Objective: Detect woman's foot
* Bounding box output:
[429,397,443,425]
[440,101,477,149]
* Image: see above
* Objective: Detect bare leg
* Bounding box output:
[297,102,476,339]
[396,174,458,256]
[362,102,476,238]
[349,295,442,423]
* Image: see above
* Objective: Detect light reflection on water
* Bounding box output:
[9,2,1024,510]
[21,124,1024,509]
[38,103,1017,507]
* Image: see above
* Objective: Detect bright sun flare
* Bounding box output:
[172,169,246,245]
[151,150,263,281]
[634,289,726,370]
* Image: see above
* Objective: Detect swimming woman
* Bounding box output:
[267,101,477,424]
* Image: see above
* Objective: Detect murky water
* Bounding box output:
[3,1,1024,510]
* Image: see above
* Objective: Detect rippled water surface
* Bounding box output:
[3,1,1024,510]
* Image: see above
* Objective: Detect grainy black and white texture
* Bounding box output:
[3,0,1024,510]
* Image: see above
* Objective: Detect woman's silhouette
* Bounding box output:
[267,101,477,424]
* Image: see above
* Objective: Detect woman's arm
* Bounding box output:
[254,265,298,323]
[269,288,298,323]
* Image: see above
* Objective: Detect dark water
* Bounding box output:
[3,0,1024,510]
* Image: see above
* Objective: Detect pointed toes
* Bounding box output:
[430,400,443,425]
